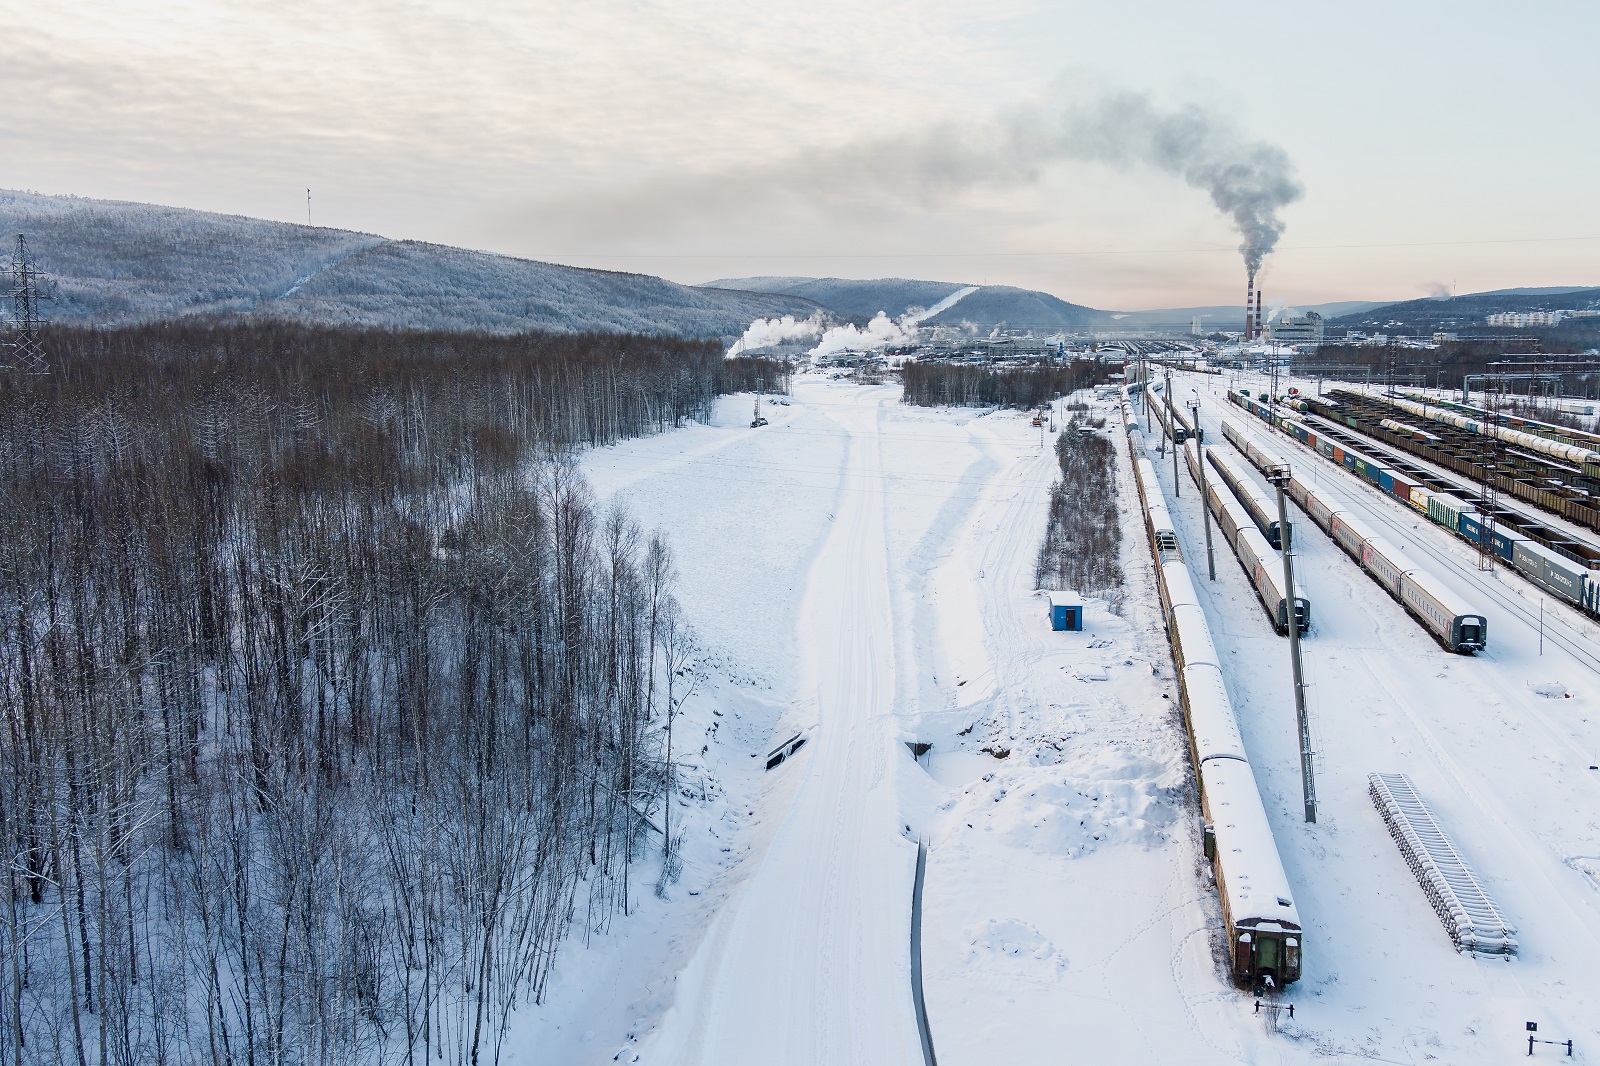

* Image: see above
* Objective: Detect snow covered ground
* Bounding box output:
[501,373,1600,1065]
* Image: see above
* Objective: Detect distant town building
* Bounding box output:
[1485,309,1597,327]
[1433,332,1460,343]
[1266,311,1324,345]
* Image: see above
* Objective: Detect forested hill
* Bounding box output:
[708,275,1108,329]
[0,189,821,336]
[1327,287,1600,331]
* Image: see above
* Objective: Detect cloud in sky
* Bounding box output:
[2,1,1598,308]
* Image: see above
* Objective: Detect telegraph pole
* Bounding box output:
[1269,468,1316,823]
[1190,397,1215,580]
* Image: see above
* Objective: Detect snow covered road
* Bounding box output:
[647,383,925,1065]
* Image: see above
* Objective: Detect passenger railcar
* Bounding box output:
[1198,759,1304,987]
[1145,386,1188,444]
[1195,446,1310,635]
[1121,398,1304,988]
[1236,525,1311,634]
[1225,395,1490,653]
[1206,448,1290,549]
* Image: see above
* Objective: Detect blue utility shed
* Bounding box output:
[1047,592,1083,631]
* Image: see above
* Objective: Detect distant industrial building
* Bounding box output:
[1266,311,1324,345]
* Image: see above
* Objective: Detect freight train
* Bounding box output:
[1382,394,1600,475]
[1223,399,1495,650]
[1231,387,1600,616]
[1124,409,1304,988]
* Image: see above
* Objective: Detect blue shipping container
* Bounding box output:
[1491,527,1525,563]
[1047,592,1083,632]
[1377,469,1395,493]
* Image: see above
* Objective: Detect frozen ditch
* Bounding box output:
[1368,773,1518,956]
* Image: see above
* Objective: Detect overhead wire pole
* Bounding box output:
[1478,371,1502,572]
[1166,369,1180,496]
[1268,467,1316,823]
[1189,395,1216,580]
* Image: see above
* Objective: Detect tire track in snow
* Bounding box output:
[643,382,921,1066]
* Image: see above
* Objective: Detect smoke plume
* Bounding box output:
[521,87,1303,276]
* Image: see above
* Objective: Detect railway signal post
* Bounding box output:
[1268,467,1317,824]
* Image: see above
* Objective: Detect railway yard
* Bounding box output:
[1128,368,1600,1061]
[507,374,1600,1065]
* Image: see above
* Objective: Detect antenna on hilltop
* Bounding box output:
[307,188,312,226]
[4,235,51,374]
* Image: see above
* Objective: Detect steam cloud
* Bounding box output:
[525,87,1303,276]
[810,312,915,358]
[728,312,825,355]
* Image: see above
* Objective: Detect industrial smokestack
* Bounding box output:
[1256,289,1263,341]
[1246,272,1256,340]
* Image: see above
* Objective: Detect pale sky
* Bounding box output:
[5,0,1597,310]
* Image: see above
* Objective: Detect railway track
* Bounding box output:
[1237,411,1600,674]
[1318,390,1600,537]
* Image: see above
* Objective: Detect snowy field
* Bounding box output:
[503,373,1600,1064]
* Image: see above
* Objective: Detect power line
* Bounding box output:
[4,234,50,375]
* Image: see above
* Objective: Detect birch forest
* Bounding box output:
[0,322,780,1065]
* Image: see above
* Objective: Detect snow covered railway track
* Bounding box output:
[1368,773,1518,956]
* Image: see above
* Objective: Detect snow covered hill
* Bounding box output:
[705,276,973,323]
[0,189,820,336]
[707,275,1106,330]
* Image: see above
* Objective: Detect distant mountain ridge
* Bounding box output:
[1328,287,1600,330]
[706,275,1106,330]
[0,189,820,337]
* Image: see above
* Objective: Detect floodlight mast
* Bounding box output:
[1189,395,1215,581]
[1269,467,1316,823]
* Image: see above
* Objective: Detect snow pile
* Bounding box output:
[963,918,1068,977]
[1531,680,1571,699]
[946,751,1178,859]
